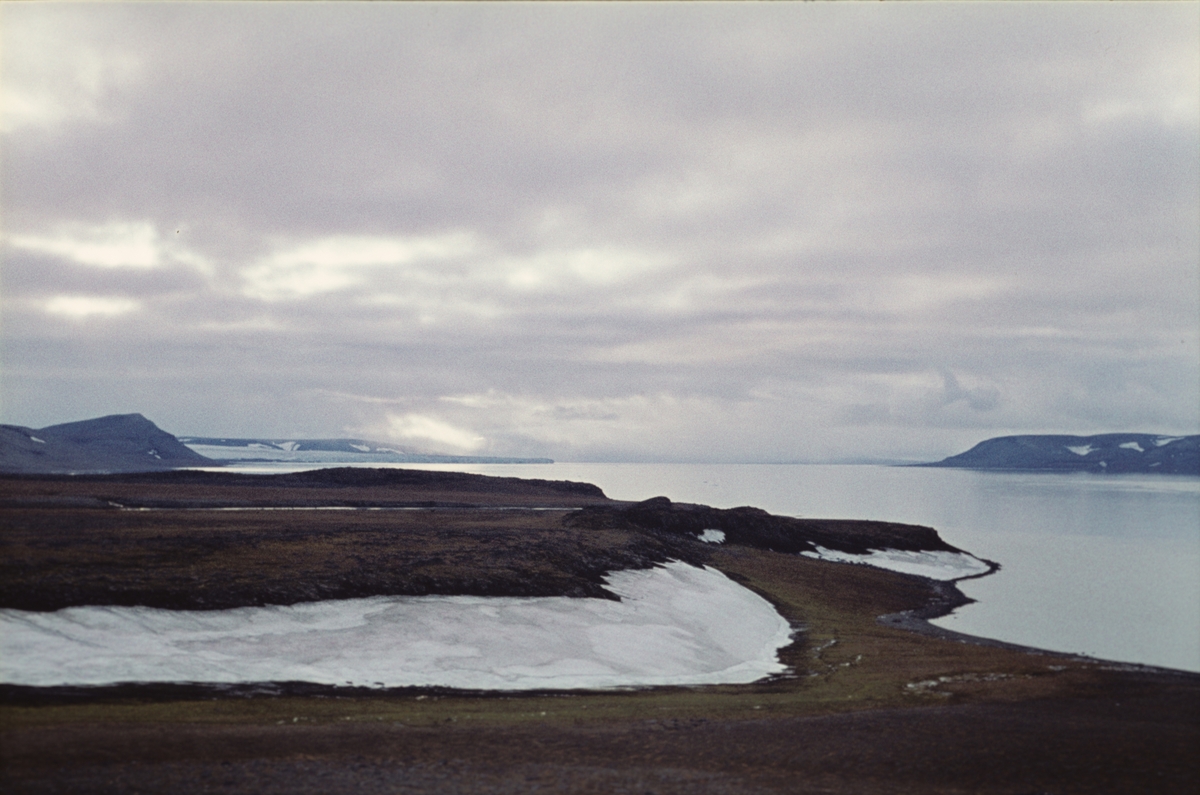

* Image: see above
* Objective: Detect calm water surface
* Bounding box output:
[217,462,1200,672]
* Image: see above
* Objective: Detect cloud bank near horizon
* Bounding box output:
[2,3,1197,462]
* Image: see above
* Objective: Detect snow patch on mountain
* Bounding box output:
[923,433,1199,475]
[179,437,552,464]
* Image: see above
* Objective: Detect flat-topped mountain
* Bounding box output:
[921,433,1199,475]
[179,436,553,465]
[0,414,214,474]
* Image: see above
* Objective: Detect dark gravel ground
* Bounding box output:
[0,470,975,612]
[4,687,1197,794]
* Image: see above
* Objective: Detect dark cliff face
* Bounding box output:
[0,414,213,474]
[922,433,1199,475]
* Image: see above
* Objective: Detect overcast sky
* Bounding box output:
[2,2,1197,462]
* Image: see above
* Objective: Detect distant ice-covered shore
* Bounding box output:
[0,562,793,691]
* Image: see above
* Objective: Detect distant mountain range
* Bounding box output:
[5,416,1195,476]
[179,437,553,465]
[920,433,1199,475]
[0,414,552,474]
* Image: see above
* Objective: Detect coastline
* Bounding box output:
[3,469,1198,794]
[0,467,1191,679]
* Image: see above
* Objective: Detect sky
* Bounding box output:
[1,2,1197,463]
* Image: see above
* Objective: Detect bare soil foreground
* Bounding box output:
[2,469,1197,794]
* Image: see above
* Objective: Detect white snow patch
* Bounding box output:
[800,546,992,581]
[180,445,428,463]
[0,562,792,690]
[184,445,296,460]
[698,529,726,544]
[1066,445,1095,456]
[1119,442,1144,452]
[349,444,371,452]
[277,442,302,452]
[1155,436,1184,447]
[28,436,46,444]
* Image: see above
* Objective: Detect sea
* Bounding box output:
[212,461,1200,674]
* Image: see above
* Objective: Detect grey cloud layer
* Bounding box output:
[2,3,1197,461]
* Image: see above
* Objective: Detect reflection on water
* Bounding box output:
[207,461,1200,672]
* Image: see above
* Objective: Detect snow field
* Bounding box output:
[800,546,992,581]
[0,562,793,690]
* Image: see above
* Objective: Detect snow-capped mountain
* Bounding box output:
[178,437,553,465]
[921,433,1199,474]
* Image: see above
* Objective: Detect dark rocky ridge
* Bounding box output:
[568,495,958,556]
[920,433,1199,474]
[0,414,214,474]
[0,469,966,612]
[0,466,607,507]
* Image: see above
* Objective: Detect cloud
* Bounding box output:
[381,413,486,453]
[4,221,211,275]
[938,370,1001,413]
[0,6,144,133]
[1,2,1196,461]
[240,233,477,301]
[41,295,140,320]
[498,247,675,292]
[8,222,161,269]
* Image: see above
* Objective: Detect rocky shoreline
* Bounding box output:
[3,467,1197,794]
